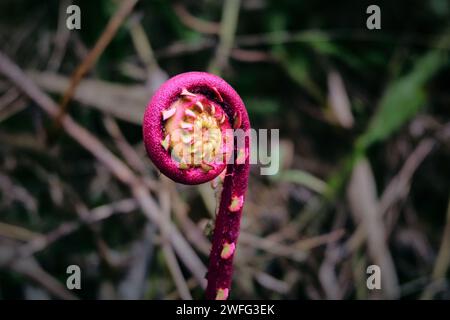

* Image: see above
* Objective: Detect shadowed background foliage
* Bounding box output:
[0,0,449,299]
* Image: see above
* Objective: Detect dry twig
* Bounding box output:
[54,0,138,127]
[0,51,208,290]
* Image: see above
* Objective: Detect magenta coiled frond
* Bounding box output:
[143,72,250,300]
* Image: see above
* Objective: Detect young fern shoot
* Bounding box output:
[143,72,250,300]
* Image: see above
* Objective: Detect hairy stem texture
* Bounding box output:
[143,72,250,300]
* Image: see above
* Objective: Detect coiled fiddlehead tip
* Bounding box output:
[143,71,248,185]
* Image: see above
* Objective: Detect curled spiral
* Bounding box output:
[143,72,250,300]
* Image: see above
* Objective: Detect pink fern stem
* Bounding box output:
[142,72,250,300]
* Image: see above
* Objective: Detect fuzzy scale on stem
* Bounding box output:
[142,72,250,300]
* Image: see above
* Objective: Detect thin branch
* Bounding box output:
[239,229,345,263]
[347,158,399,299]
[47,0,72,71]
[208,0,241,75]
[103,116,148,174]
[421,195,450,299]
[18,199,137,259]
[54,0,138,127]
[159,179,192,299]
[155,30,450,60]
[11,255,79,300]
[345,139,436,253]
[173,3,220,35]
[0,240,78,300]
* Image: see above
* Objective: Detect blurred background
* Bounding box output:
[0,0,449,300]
